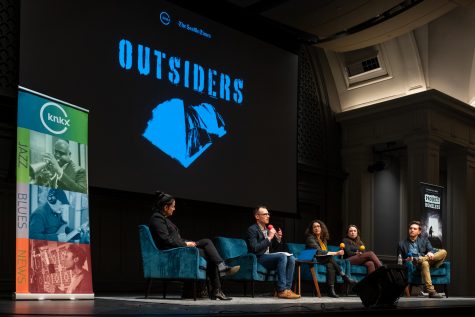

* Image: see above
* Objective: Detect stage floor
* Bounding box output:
[2,293,475,316]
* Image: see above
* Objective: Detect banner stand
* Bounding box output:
[14,293,94,300]
[15,87,94,300]
[419,182,444,249]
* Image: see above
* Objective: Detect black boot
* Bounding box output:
[328,285,339,298]
[210,288,232,300]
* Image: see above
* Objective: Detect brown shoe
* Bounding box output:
[277,290,299,299]
[288,290,301,298]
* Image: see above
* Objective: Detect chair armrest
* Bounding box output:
[158,247,201,266]
[404,261,416,273]
[225,253,257,270]
[225,253,257,266]
[144,247,204,279]
[223,253,258,280]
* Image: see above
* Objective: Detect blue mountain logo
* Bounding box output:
[143,98,226,168]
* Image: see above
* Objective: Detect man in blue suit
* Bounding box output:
[246,205,299,299]
[397,220,447,298]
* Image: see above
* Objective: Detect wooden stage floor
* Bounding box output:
[2,292,475,316]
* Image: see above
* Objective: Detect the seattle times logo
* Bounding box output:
[40,102,70,135]
[160,11,171,26]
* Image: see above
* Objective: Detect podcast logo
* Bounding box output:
[424,194,441,210]
[39,102,70,135]
[143,98,226,168]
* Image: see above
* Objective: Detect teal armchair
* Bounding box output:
[138,225,207,300]
[405,261,450,297]
[214,236,277,297]
[347,263,370,283]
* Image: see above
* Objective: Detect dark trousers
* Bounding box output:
[317,256,343,286]
[347,251,382,274]
[197,238,223,290]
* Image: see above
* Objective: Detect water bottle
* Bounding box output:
[397,254,403,265]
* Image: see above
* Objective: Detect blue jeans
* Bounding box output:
[258,253,295,292]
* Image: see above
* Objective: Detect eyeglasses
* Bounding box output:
[258,213,270,216]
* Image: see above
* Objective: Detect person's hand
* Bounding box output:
[337,249,344,256]
[427,252,435,260]
[268,228,276,240]
[42,153,62,174]
[276,228,283,240]
[406,256,413,262]
[186,241,197,247]
[57,233,68,242]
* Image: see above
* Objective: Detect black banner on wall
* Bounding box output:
[419,182,444,249]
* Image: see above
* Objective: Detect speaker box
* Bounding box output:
[353,264,408,308]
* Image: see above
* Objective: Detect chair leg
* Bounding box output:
[163,281,167,299]
[309,266,321,298]
[243,282,247,297]
[297,264,301,295]
[193,280,197,301]
[251,280,255,298]
[444,284,449,298]
[145,278,152,299]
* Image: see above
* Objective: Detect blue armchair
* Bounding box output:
[214,236,277,297]
[286,243,349,297]
[404,261,450,297]
[138,225,207,300]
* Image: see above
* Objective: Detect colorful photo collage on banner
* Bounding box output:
[16,88,92,295]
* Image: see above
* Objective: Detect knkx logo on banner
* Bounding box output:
[40,102,70,135]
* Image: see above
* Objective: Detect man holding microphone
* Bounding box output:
[246,205,299,299]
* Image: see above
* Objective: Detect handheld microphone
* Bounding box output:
[359,245,366,252]
[339,243,345,259]
[266,224,274,241]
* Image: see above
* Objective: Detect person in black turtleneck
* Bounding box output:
[342,224,382,275]
[149,191,239,300]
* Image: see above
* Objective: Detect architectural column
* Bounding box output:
[466,149,475,295]
[405,135,442,221]
[446,147,470,295]
[341,146,373,245]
